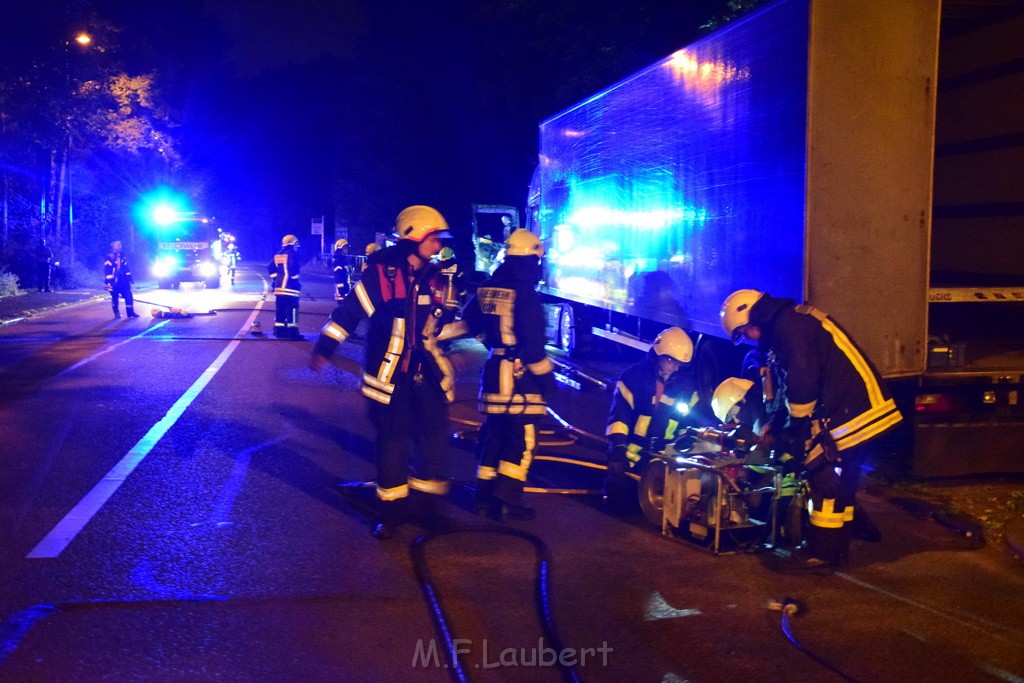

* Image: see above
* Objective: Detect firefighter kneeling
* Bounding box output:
[603,327,712,512]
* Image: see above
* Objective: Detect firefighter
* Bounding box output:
[34,239,53,292]
[721,289,902,573]
[223,242,241,285]
[104,240,138,318]
[268,234,302,339]
[332,238,352,300]
[308,205,460,540]
[363,242,380,272]
[455,229,556,521]
[604,327,712,510]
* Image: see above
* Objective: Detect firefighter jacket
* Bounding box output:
[332,248,351,284]
[224,245,241,268]
[103,250,133,288]
[456,257,556,415]
[311,246,462,405]
[268,244,301,297]
[606,356,710,467]
[749,294,902,466]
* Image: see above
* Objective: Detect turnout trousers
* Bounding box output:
[368,376,450,523]
[273,293,300,337]
[805,441,868,564]
[110,284,135,316]
[475,413,539,507]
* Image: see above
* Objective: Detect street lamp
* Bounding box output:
[65,30,92,264]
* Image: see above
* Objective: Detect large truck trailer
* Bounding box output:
[519,0,1024,476]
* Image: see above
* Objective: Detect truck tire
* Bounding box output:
[558,303,590,357]
[205,277,221,289]
[157,279,172,289]
[741,349,766,384]
[693,335,736,400]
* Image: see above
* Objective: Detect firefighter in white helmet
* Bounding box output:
[268,234,302,339]
[604,326,712,511]
[720,289,901,573]
[450,229,556,521]
[331,238,352,300]
[309,205,460,540]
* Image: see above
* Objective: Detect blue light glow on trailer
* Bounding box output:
[537,0,809,333]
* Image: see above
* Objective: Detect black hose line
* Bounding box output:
[410,525,582,683]
[776,604,857,683]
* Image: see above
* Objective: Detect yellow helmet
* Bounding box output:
[652,327,693,363]
[504,228,544,257]
[395,205,451,242]
[281,234,299,247]
[712,377,755,423]
[720,289,764,342]
[334,238,348,249]
[365,243,380,256]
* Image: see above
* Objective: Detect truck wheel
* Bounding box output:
[558,304,590,357]
[638,464,666,526]
[693,336,734,400]
[741,349,766,384]
[157,279,171,289]
[206,277,221,289]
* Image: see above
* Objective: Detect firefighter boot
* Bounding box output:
[372,499,408,541]
[126,307,139,318]
[473,479,496,517]
[113,306,121,319]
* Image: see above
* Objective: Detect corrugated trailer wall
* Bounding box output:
[932,10,1024,281]
[804,0,939,379]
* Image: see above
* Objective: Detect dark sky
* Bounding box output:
[192,0,728,255]
[9,0,729,257]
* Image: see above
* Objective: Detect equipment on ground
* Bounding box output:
[640,426,804,554]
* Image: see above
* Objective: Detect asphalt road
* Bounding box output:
[1,264,1022,682]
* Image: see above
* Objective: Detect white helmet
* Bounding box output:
[720,289,764,343]
[504,228,544,257]
[712,377,755,423]
[334,238,348,249]
[394,205,452,242]
[281,234,299,247]
[365,243,380,256]
[652,327,693,364]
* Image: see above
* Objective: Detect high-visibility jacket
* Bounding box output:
[311,246,461,405]
[103,250,133,288]
[606,357,706,467]
[456,258,556,415]
[268,244,301,296]
[750,294,902,467]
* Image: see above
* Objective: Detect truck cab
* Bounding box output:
[152,229,222,289]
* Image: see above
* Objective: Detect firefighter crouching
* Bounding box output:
[268,234,302,339]
[604,327,712,511]
[452,229,556,521]
[721,289,902,574]
[308,205,461,540]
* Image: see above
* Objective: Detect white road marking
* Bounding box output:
[837,572,1024,641]
[26,303,266,559]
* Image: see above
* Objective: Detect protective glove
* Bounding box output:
[647,436,668,454]
[104,283,112,291]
